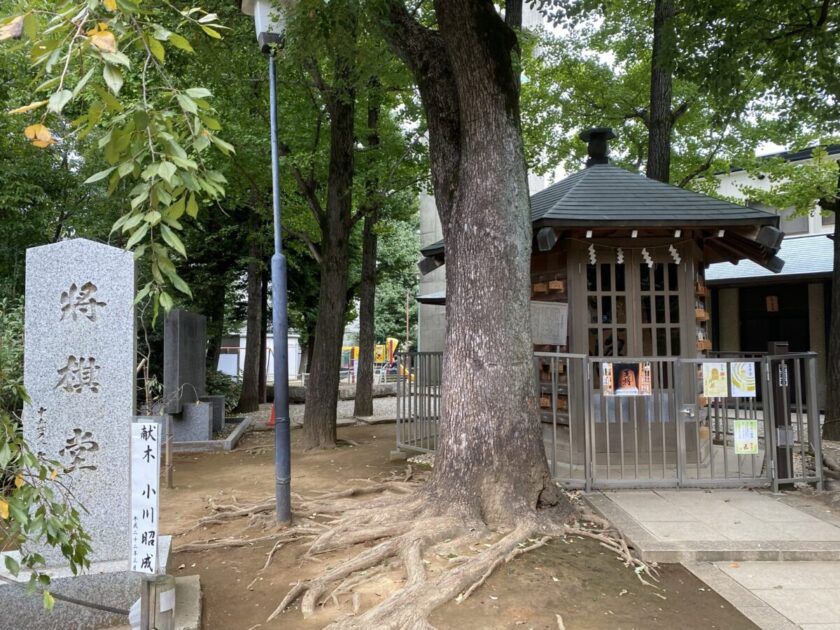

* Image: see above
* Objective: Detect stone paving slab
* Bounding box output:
[586,489,840,563]
[686,561,840,629]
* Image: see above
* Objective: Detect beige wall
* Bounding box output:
[418,193,446,352]
[809,282,827,408]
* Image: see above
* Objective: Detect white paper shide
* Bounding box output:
[131,422,161,574]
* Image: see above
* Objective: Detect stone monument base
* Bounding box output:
[173,401,213,442]
[199,395,226,433]
[0,536,171,630]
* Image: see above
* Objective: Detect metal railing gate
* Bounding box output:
[396,351,823,491]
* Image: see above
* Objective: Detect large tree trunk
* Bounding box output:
[385,0,559,526]
[302,21,357,449]
[236,211,264,413]
[646,0,676,183]
[354,210,378,417]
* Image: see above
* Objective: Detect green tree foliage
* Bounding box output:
[521,1,783,187]
[739,147,840,217]
[0,404,92,610]
[1,1,236,318]
[0,298,90,607]
[374,214,419,345]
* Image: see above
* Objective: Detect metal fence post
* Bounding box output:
[583,357,593,492]
[807,354,824,490]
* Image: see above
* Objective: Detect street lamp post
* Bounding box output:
[239,0,292,524]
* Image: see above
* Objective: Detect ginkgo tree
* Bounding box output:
[1,1,236,319]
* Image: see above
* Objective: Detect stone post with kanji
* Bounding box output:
[23,238,136,564]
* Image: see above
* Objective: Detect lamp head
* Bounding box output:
[240,0,293,52]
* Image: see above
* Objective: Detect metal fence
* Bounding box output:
[396,352,441,453]
[396,351,823,491]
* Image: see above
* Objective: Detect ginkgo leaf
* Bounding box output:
[8,99,48,114]
[103,0,117,10]
[0,498,8,520]
[90,30,117,53]
[0,16,23,41]
[14,475,24,489]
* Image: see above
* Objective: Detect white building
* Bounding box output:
[217,329,303,383]
[708,144,840,407]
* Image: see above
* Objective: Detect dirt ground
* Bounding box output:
[159,423,756,630]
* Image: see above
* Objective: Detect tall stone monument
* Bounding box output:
[0,239,176,630]
[22,238,136,564]
[163,308,207,414]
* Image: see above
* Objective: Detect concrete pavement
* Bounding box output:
[587,489,840,629]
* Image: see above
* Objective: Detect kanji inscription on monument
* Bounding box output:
[23,239,136,564]
[60,281,107,321]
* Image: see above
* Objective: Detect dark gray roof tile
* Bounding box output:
[531,164,778,226]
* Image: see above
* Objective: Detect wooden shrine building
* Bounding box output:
[410,129,804,487]
[418,128,785,362]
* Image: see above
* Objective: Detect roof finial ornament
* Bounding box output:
[579,127,616,167]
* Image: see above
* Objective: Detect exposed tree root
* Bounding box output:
[456,535,551,603]
[173,528,318,553]
[261,486,655,629]
[181,475,652,628]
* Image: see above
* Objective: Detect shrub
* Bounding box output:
[206,369,241,414]
[0,297,24,415]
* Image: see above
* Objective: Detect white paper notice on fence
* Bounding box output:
[730,362,757,398]
[530,301,568,346]
[131,421,161,574]
[702,362,728,398]
[734,420,759,455]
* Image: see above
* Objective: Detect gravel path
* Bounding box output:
[246,396,397,430]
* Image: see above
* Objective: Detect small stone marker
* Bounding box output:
[131,420,161,574]
[199,395,226,433]
[23,238,135,564]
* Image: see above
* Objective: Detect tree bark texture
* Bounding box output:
[259,270,268,404]
[354,84,381,418]
[646,0,676,183]
[354,210,378,417]
[302,19,358,449]
[384,0,558,526]
[236,211,263,413]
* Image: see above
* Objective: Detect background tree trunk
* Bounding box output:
[259,270,268,403]
[303,229,352,448]
[354,210,378,417]
[354,83,381,418]
[236,210,263,413]
[302,23,357,449]
[646,0,676,183]
[205,280,226,375]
